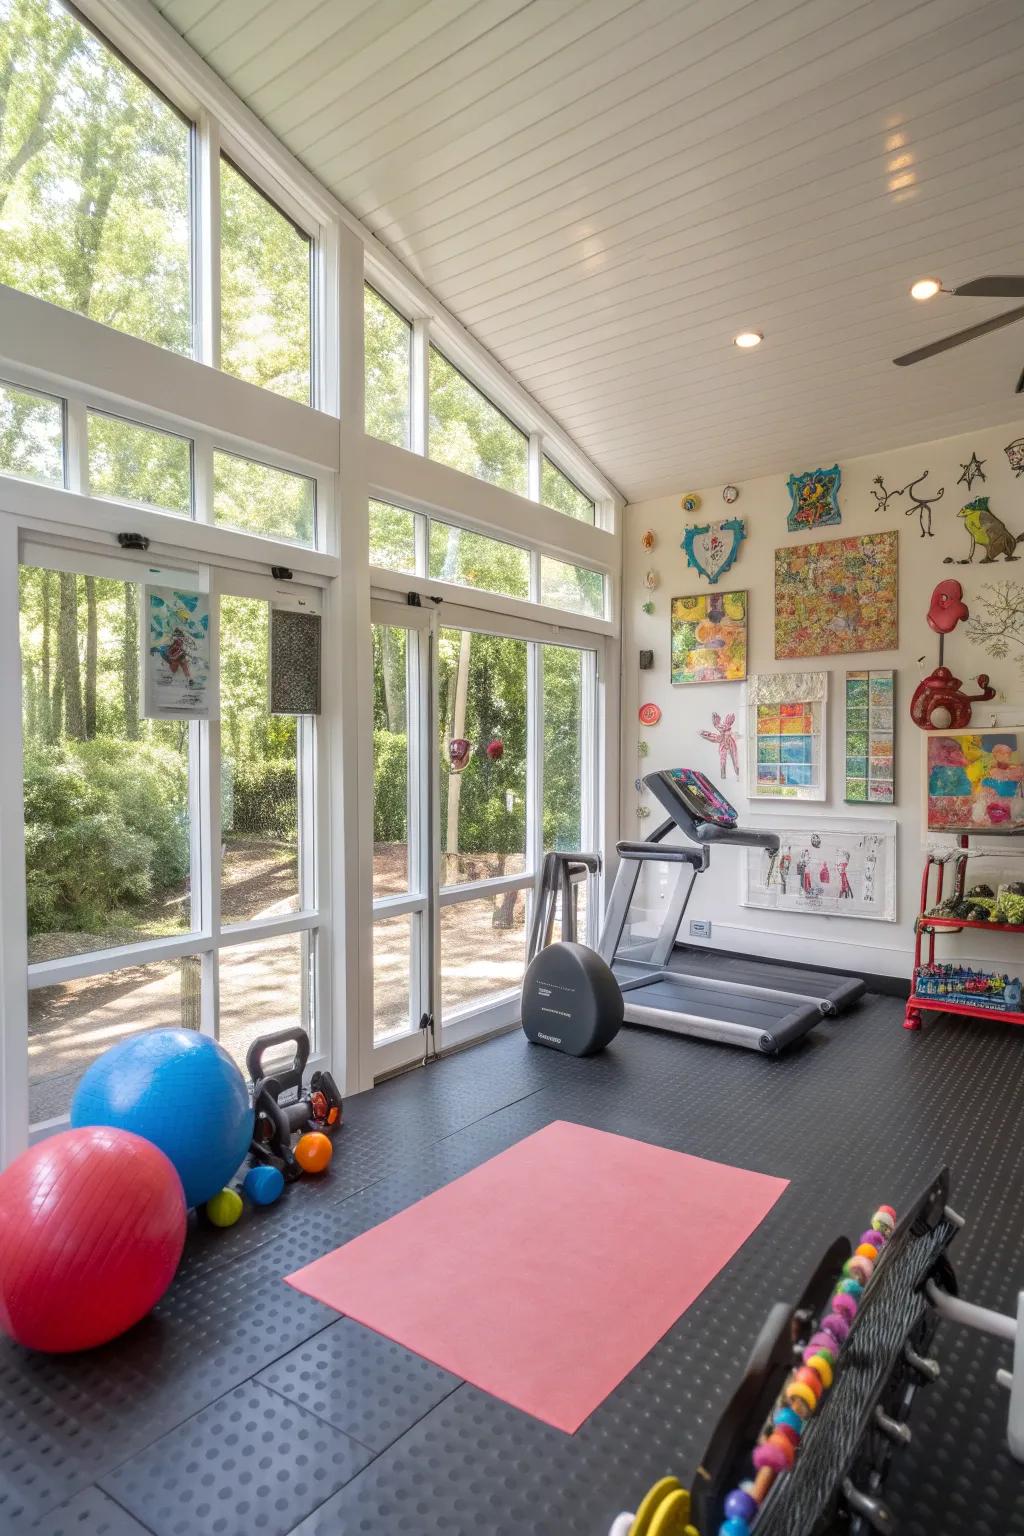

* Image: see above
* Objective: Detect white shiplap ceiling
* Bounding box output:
[149,0,1024,501]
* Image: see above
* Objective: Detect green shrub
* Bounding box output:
[374,729,407,843]
[23,737,189,934]
[230,758,297,839]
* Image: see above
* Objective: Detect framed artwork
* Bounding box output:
[747,672,827,801]
[845,670,894,804]
[741,818,897,922]
[925,730,1024,832]
[774,530,898,659]
[670,590,747,685]
[786,465,842,531]
[142,585,213,721]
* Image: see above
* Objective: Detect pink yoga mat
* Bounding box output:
[287,1121,788,1433]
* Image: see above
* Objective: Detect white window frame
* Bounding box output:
[368,590,607,1079]
[0,0,623,1148]
[11,525,332,1140]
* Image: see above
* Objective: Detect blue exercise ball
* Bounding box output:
[71,1030,253,1209]
[243,1164,285,1207]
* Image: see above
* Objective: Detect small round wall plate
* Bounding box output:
[643,569,659,589]
[641,528,656,550]
[681,492,702,513]
[642,600,654,615]
[638,702,661,726]
[722,484,739,504]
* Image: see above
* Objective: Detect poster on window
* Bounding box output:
[142,585,213,720]
[741,817,897,922]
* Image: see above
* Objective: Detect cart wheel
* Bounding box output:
[903,1005,923,1032]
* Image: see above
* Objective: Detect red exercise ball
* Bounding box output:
[0,1125,186,1352]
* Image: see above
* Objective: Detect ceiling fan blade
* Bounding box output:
[952,275,1024,298]
[893,304,1024,365]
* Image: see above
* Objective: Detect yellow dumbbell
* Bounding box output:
[628,1477,700,1536]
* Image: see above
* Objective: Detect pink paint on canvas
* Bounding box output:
[287,1121,788,1433]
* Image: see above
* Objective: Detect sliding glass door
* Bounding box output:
[20,542,326,1132]
[370,598,600,1074]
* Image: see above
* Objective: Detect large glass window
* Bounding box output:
[372,622,410,900]
[213,449,315,546]
[429,522,529,600]
[0,379,64,485]
[365,286,411,448]
[440,894,526,1020]
[438,627,527,886]
[29,954,200,1124]
[220,157,312,404]
[369,499,417,573]
[218,931,314,1072]
[220,595,300,924]
[543,645,585,853]
[541,457,595,523]
[19,565,193,962]
[540,555,605,618]
[428,347,528,495]
[87,412,191,516]
[0,0,191,353]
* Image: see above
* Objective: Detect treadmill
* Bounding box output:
[596,768,864,1053]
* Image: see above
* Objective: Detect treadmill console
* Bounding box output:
[651,768,738,828]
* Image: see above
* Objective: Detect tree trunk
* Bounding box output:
[122,582,139,739]
[84,576,97,738]
[444,629,472,874]
[381,625,405,733]
[40,568,52,742]
[51,668,63,742]
[57,571,84,740]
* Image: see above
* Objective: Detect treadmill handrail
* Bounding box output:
[616,841,705,866]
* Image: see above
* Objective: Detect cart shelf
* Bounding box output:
[908,832,1023,1032]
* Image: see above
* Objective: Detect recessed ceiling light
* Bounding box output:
[910,277,941,301]
[734,331,763,349]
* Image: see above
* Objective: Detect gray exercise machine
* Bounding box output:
[521,767,864,1057]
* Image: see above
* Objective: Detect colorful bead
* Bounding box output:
[806,1352,834,1389]
[876,1204,897,1221]
[773,1405,805,1434]
[785,1380,818,1416]
[772,1422,800,1450]
[859,1230,884,1250]
[808,1330,837,1355]
[855,1242,880,1261]
[821,1312,850,1345]
[836,1279,863,1299]
[832,1292,858,1322]
[848,1256,873,1284]
[724,1489,759,1523]
[872,1211,895,1235]
[752,1466,776,1502]
[718,1520,750,1536]
[794,1365,824,1399]
[767,1432,797,1467]
[752,1440,791,1472]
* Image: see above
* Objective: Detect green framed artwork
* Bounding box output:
[670,590,747,685]
[845,670,894,804]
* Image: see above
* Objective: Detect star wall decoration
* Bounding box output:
[957,452,986,493]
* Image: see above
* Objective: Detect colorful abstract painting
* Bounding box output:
[925,731,1024,832]
[670,590,747,685]
[845,670,894,804]
[775,530,898,659]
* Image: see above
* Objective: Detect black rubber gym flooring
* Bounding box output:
[2,993,1023,1535]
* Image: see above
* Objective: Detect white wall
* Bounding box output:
[622,417,1024,981]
